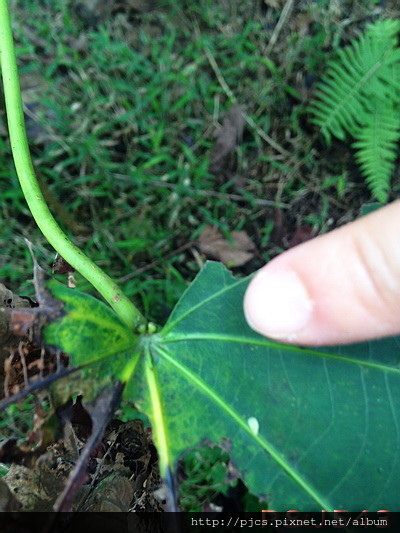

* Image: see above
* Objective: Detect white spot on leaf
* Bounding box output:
[247,417,259,436]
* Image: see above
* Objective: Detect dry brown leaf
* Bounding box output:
[198,225,256,267]
[0,284,33,364]
[287,224,317,248]
[0,479,21,512]
[81,474,134,512]
[209,105,245,176]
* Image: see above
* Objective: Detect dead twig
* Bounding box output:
[263,0,295,56]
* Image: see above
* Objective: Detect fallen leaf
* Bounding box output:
[1,260,69,401]
[0,479,21,512]
[209,105,245,176]
[53,254,77,288]
[52,254,75,275]
[271,209,318,249]
[0,284,37,369]
[197,225,256,267]
[82,474,134,512]
[8,266,63,341]
[287,224,317,248]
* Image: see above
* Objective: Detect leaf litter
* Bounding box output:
[0,261,163,512]
[197,224,256,267]
[209,104,246,180]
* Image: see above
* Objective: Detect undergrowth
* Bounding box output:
[1,0,400,512]
[2,0,397,326]
[310,18,400,202]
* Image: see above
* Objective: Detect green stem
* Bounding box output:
[0,0,145,330]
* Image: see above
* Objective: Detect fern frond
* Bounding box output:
[352,98,400,203]
[309,19,400,143]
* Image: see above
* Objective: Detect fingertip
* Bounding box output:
[244,201,400,346]
[244,267,314,342]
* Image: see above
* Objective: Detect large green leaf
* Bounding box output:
[125,262,400,511]
[39,263,400,510]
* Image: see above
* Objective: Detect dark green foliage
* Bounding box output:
[40,261,400,510]
[309,19,400,202]
[179,445,231,511]
[3,1,400,511]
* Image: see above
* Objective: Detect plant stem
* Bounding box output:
[0,0,145,330]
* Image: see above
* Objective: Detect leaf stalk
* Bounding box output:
[0,0,145,330]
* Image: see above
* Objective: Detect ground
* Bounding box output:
[0,0,399,513]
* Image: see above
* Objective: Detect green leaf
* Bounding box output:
[352,98,400,203]
[39,265,400,510]
[43,279,140,402]
[125,262,400,510]
[359,202,385,217]
[44,279,138,366]
[309,19,400,143]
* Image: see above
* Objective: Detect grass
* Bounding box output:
[3,0,397,323]
[178,443,261,512]
[1,0,399,510]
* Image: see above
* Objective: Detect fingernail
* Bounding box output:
[244,269,314,340]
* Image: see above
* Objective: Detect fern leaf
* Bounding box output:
[352,98,400,202]
[309,19,400,143]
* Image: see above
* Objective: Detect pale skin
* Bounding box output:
[244,200,400,346]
